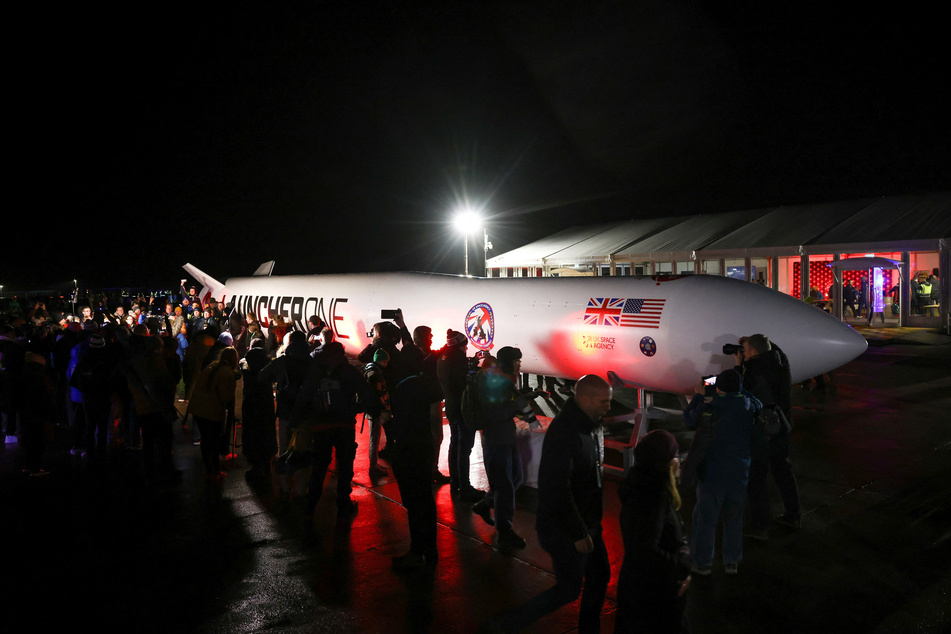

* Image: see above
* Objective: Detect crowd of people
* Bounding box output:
[1,282,801,633]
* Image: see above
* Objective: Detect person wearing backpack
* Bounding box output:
[294,341,383,523]
[734,334,801,539]
[259,331,313,502]
[476,346,540,552]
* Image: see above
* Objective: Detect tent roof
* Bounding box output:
[811,193,951,246]
[486,222,620,268]
[615,208,765,258]
[487,192,951,269]
[702,199,870,252]
[543,216,689,265]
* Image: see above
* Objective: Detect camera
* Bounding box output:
[722,343,743,355]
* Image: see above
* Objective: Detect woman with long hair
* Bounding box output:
[615,429,692,633]
[186,347,238,479]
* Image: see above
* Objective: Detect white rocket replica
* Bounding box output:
[184,262,867,395]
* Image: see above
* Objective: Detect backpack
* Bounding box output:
[461,371,486,431]
[316,362,352,422]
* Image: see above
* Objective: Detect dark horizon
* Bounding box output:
[8,3,949,291]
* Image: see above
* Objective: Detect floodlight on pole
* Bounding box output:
[453,207,482,276]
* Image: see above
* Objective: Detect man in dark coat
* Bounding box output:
[239,338,277,483]
[491,374,613,632]
[388,358,439,569]
[295,341,382,521]
[735,333,800,540]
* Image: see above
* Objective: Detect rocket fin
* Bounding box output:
[182,263,227,304]
[253,261,275,276]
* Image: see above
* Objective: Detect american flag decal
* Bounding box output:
[584,298,666,328]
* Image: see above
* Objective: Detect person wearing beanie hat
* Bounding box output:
[436,326,483,503]
[446,329,467,348]
[616,429,691,631]
[495,346,521,376]
[714,369,742,394]
[682,372,763,576]
[373,348,390,364]
[474,344,542,552]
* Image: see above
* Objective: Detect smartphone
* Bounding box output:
[702,375,716,397]
[702,375,717,386]
[381,309,399,320]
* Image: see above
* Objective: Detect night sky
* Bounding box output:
[10,2,949,292]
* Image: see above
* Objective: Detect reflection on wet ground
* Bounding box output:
[4,330,950,633]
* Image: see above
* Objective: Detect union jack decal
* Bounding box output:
[584,297,624,326]
[584,297,666,329]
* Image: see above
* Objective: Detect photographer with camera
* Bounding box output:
[357,311,414,474]
[731,334,801,540]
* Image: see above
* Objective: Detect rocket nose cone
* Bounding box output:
[782,308,868,382]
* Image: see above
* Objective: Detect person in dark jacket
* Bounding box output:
[734,334,800,538]
[358,316,412,470]
[1,323,27,443]
[388,358,439,569]
[259,331,313,501]
[69,332,121,462]
[239,338,277,483]
[615,429,691,633]
[490,374,613,632]
[295,341,383,521]
[475,346,540,551]
[362,348,392,477]
[436,329,482,501]
[409,324,450,484]
[682,369,761,576]
[18,352,57,476]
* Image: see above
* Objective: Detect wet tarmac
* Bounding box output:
[4,327,950,633]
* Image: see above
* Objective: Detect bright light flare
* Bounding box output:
[452,206,482,234]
